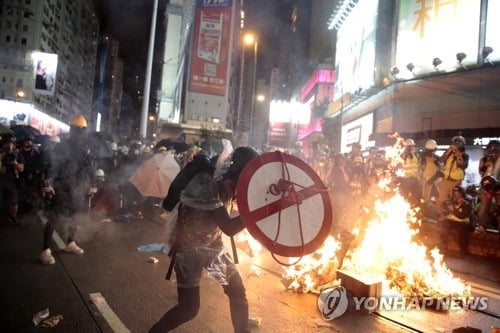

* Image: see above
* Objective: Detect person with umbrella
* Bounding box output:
[0,134,24,224]
[40,115,92,265]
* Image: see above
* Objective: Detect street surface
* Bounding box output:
[1,213,499,332]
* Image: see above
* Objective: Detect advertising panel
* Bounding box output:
[0,100,69,135]
[395,0,480,75]
[268,100,310,148]
[29,109,69,135]
[340,112,373,153]
[189,0,232,96]
[485,0,500,62]
[333,0,378,101]
[32,52,58,95]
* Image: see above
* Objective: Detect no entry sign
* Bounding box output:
[236,152,332,257]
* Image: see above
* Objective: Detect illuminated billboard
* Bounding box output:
[189,0,232,96]
[333,0,378,101]
[395,0,481,75]
[32,52,58,95]
[268,100,310,147]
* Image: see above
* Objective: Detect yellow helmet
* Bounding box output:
[70,114,87,128]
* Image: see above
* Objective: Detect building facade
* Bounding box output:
[93,36,124,135]
[325,0,500,186]
[0,0,99,128]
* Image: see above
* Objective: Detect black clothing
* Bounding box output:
[149,273,249,333]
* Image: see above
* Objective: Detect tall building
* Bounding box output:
[93,36,124,135]
[0,0,99,128]
[157,0,238,146]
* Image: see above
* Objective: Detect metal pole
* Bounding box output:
[249,40,258,146]
[236,40,245,136]
[140,0,158,138]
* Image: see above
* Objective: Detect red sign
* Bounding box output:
[189,0,232,96]
[268,122,290,147]
[236,152,332,257]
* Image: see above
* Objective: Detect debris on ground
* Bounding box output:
[32,308,50,326]
[40,315,63,328]
[247,267,261,278]
[137,243,169,254]
[148,256,159,264]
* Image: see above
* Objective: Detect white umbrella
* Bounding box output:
[129,152,181,198]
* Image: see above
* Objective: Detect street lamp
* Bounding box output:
[256,94,265,102]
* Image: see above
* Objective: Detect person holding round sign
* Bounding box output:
[150,147,259,333]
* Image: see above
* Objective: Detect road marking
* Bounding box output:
[52,231,66,250]
[89,292,131,333]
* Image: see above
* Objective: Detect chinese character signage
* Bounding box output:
[189,0,232,96]
[334,0,378,101]
[395,0,480,75]
[32,52,58,96]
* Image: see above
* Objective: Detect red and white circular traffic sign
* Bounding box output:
[236,151,332,257]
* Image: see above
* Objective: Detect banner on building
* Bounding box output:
[189,0,232,96]
[334,0,378,101]
[395,0,481,75]
[32,52,58,96]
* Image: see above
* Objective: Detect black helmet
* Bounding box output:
[226,146,259,181]
[481,176,498,193]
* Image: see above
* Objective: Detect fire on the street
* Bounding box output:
[236,133,471,301]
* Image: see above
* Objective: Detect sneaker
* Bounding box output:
[65,241,84,254]
[40,249,56,265]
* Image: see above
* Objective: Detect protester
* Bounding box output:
[436,136,469,217]
[150,147,258,333]
[0,135,24,224]
[399,138,421,206]
[478,141,500,230]
[420,139,441,203]
[18,136,44,214]
[440,186,473,255]
[40,115,92,265]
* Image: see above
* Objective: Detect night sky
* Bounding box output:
[94,0,300,109]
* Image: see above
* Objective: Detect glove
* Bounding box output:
[88,187,98,195]
[42,186,55,198]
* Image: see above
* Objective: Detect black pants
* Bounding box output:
[42,182,80,250]
[149,273,250,333]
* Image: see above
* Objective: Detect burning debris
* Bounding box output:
[277,133,471,302]
[281,236,340,293]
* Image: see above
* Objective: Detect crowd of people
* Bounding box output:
[0,115,206,265]
[298,136,500,254]
[2,113,500,331]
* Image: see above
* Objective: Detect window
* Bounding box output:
[23,25,28,32]
[21,38,27,45]
[5,36,11,42]
[25,0,31,4]
[1,77,6,83]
